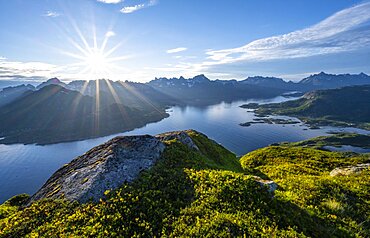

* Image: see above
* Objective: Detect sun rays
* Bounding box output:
[58,20,130,81]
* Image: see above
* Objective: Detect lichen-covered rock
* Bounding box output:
[30,135,166,203]
[156,130,199,150]
[330,163,370,176]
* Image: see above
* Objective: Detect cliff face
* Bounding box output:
[30,131,200,203]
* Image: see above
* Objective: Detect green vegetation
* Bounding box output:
[279,133,370,150]
[242,85,370,130]
[1,132,370,237]
[241,146,370,237]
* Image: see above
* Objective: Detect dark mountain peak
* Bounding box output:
[47,77,62,83]
[359,72,368,77]
[318,71,328,76]
[192,74,210,82]
[37,77,67,90]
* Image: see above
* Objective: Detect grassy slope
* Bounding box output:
[251,86,370,130]
[1,132,369,237]
[241,146,370,237]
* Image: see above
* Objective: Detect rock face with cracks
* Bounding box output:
[30,135,168,203]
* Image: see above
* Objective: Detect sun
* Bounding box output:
[61,27,129,80]
[84,48,110,76]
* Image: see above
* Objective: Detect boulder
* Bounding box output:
[330,163,370,176]
[253,176,278,193]
[156,130,199,150]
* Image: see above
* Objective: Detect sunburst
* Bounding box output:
[60,24,129,80]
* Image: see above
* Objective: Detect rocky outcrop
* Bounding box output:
[156,130,199,151]
[30,135,166,203]
[30,130,200,203]
[330,163,370,176]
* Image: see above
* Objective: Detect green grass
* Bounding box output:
[241,146,370,237]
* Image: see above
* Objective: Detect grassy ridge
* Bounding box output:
[1,132,369,237]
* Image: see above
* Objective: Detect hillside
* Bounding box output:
[242,85,370,130]
[0,85,168,145]
[1,130,369,237]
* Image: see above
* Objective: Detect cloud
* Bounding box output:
[97,0,122,3]
[43,11,61,18]
[203,2,370,65]
[105,31,116,38]
[121,4,145,13]
[0,59,58,81]
[120,0,157,14]
[166,47,187,54]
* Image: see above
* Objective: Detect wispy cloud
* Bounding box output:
[0,59,58,81]
[43,11,61,18]
[121,4,145,14]
[97,0,122,3]
[204,2,370,65]
[166,47,187,54]
[120,0,157,14]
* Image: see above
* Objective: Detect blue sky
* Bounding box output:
[0,0,369,82]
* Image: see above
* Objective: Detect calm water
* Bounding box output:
[1,96,369,203]
[323,145,370,153]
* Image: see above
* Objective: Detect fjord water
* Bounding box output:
[0,96,368,203]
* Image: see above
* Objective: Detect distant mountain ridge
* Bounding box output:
[148,72,370,96]
[299,72,370,90]
[148,74,286,105]
[1,72,369,107]
[1,72,369,144]
[0,84,168,145]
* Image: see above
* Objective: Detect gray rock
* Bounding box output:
[156,130,199,151]
[30,135,166,203]
[330,163,370,176]
[253,176,278,193]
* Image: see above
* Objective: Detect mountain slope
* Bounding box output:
[67,79,180,109]
[0,85,168,144]
[1,131,369,237]
[0,84,35,107]
[243,85,370,129]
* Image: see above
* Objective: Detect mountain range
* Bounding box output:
[0,72,369,144]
